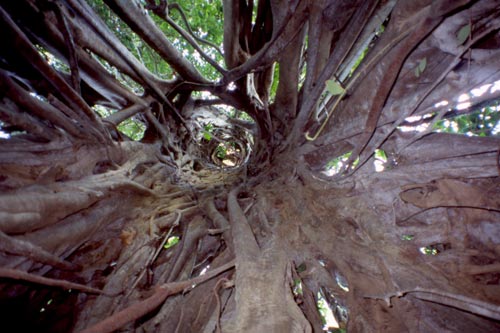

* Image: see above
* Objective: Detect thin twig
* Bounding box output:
[166,13,226,74]
[169,4,223,55]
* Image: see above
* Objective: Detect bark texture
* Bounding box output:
[1,1,500,332]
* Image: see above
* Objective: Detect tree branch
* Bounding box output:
[0,6,109,143]
[0,70,89,141]
[54,2,81,94]
[0,231,81,271]
[146,1,226,75]
[364,288,500,321]
[0,268,109,295]
[348,20,500,175]
[222,0,308,84]
[78,260,236,333]
[227,187,260,259]
[67,0,186,123]
[290,0,379,144]
[169,3,223,55]
[203,198,234,253]
[102,0,206,83]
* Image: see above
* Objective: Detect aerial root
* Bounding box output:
[0,190,101,234]
[213,277,234,333]
[0,268,109,295]
[208,227,230,235]
[78,260,235,333]
[203,198,234,253]
[161,215,208,282]
[0,230,80,271]
[106,179,158,196]
[464,263,500,275]
[364,288,500,320]
[125,211,182,299]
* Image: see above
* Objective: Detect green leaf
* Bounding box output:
[325,79,345,96]
[374,149,387,162]
[296,263,307,273]
[215,145,227,159]
[164,236,180,249]
[293,280,303,295]
[203,131,212,141]
[414,58,426,78]
[418,57,427,72]
[204,123,213,131]
[117,118,146,141]
[456,23,471,45]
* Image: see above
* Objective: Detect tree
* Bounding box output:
[1,0,500,332]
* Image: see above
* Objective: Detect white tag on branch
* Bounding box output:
[325,79,345,96]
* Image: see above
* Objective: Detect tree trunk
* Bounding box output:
[1,1,500,332]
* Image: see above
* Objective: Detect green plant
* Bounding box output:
[215,144,227,159]
[164,236,180,249]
